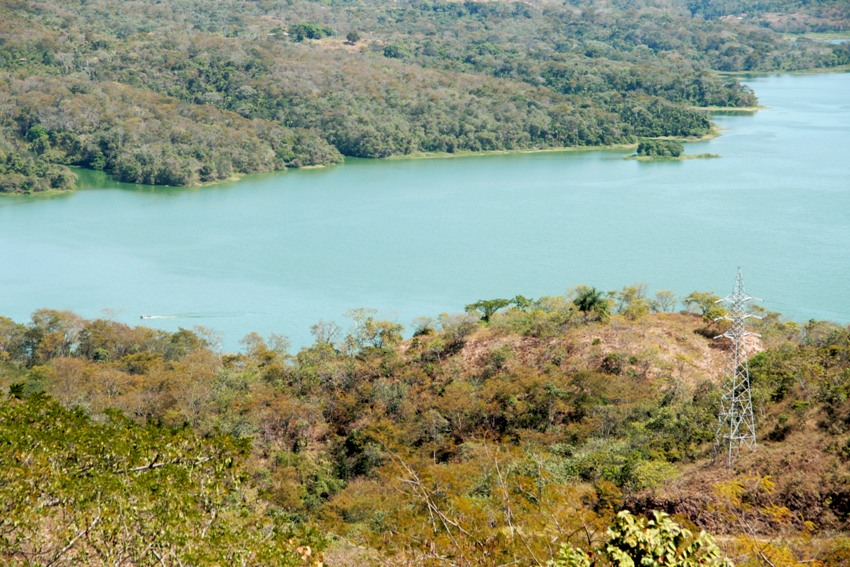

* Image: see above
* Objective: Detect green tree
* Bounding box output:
[650,290,678,313]
[0,392,322,565]
[512,294,534,311]
[636,138,684,158]
[288,23,334,41]
[383,44,409,59]
[344,308,403,353]
[574,287,611,321]
[466,298,512,323]
[26,124,50,155]
[615,283,651,320]
[552,510,733,566]
[683,291,726,321]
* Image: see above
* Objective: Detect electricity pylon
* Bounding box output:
[714,269,760,466]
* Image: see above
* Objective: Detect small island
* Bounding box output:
[630,138,719,161]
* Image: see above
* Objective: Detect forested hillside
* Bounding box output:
[2,0,848,193]
[687,0,850,33]
[3,286,850,565]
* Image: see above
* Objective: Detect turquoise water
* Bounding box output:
[2,73,849,351]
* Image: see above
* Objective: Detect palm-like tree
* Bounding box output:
[574,287,610,320]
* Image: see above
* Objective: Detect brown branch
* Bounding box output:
[119,454,213,474]
[45,512,101,567]
[487,446,543,567]
[390,452,472,555]
[735,516,776,567]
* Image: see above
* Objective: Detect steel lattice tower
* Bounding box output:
[714,269,759,466]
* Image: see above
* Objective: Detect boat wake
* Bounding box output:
[140,312,244,320]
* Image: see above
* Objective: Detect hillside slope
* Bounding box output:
[3,291,849,564]
[3,0,849,193]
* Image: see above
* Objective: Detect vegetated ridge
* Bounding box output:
[2,0,849,193]
[2,284,849,565]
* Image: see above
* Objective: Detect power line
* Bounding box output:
[714,268,759,466]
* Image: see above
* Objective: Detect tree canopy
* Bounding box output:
[2,293,850,564]
[1,0,848,193]
[636,138,685,158]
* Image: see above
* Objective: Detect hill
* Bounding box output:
[2,0,849,193]
[2,287,849,564]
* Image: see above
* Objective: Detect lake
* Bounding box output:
[1,72,849,352]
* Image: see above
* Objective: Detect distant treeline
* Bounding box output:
[686,0,850,32]
[1,0,848,193]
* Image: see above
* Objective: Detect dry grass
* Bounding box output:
[451,312,752,391]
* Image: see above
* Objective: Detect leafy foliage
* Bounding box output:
[687,0,849,33]
[553,510,732,566]
[575,287,612,321]
[466,298,513,323]
[2,295,850,564]
[683,291,727,321]
[3,0,848,192]
[0,392,321,565]
[637,138,685,158]
[288,23,335,42]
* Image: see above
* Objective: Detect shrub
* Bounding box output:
[636,138,684,158]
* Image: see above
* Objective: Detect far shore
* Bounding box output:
[389,143,636,161]
[719,63,850,77]
[1,121,736,196]
[793,32,850,41]
[391,125,727,162]
[0,187,75,198]
[628,153,721,161]
[699,105,762,112]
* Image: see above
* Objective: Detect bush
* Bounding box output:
[636,138,684,158]
[552,510,732,566]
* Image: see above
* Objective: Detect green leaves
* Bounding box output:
[465,298,513,323]
[288,23,335,42]
[4,301,850,565]
[636,138,685,158]
[0,393,315,565]
[682,291,726,322]
[552,511,732,567]
[574,287,611,321]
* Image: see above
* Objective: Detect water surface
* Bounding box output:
[2,73,848,351]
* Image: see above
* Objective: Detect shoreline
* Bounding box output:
[387,127,724,162]
[0,187,76,199]
[699,105,763,112]
[719,63,850,78]
[1,113,742,196]
[788,32,850,41]
[387,143,637,161]
[1,130,725,197]
[628,153,721,161]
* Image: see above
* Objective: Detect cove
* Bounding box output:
[1,73,849,352]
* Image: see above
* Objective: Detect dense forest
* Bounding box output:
[1,0,849,193]
[3,286,850,565]
[686,0,850,32]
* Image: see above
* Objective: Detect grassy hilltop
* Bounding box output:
[2,286,850,565]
